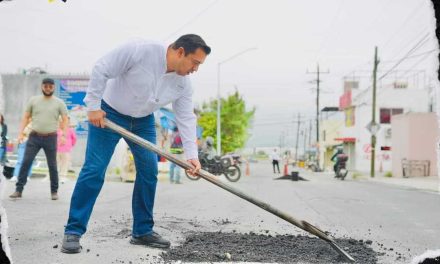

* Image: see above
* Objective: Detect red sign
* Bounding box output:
[339,90,352,109]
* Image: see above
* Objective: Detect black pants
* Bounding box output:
[16,133,58,193]
[333,162,339,174]
[272,160,280,173]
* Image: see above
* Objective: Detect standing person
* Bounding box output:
[270,148,281,174]
[202,136,216,160]
[0,114,8,165]
[9,78,68,200]
[169,127,183,184]
[9,122,34,182]
[57,117,77,183]
[62,34,210,254]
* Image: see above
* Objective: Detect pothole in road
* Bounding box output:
[161,232,381,263]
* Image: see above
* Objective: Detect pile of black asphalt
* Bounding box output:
[161,231,380,263]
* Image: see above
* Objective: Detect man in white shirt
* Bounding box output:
[62,34,210,253]
[270,148,281,174]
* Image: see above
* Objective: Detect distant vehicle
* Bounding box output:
[186,151,241,182]
[306,160,319,172]
[334,154,349,180]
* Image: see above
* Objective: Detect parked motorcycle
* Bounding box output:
[185,151,241,182]
[306,160,320,172]
[334,154,349,180]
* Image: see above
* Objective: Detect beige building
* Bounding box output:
[391,113,439,177]
[319,107,345,171]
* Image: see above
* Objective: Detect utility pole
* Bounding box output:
[307,64,329,171]
[371,47,379,178]
[303,126,308,159]
[295,113,301,161]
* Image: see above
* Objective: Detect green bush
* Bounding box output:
[351,172,362,180]
[384,171,392,178]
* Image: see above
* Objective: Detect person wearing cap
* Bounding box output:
[62,34,210,254]
[9,78,68,200]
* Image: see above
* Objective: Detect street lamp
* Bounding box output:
[216,47,257,156]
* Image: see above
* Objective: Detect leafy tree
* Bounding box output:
[198,90,255,154]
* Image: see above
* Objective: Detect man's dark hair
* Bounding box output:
[171,34,211,55]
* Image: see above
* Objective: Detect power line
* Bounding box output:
[384,49,438,62]
[381,1,427,50]
[393,51,433,80]
[162,0,219,42]
[385,29,432,63]
[314,0,345,62]
[378,33,431,80]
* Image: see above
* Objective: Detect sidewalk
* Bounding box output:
[357,174,439,193]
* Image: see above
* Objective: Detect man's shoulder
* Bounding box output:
[28,95,42,104]
[132,38,165,52]
[177,76,192,93]
[30,95,42,100]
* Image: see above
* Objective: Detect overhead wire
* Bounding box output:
[162,0,219,42]
[378,32,431,80]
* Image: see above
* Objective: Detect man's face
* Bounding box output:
[175,47,207,76]
[41,83,55,96]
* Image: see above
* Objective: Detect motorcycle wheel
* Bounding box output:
[185,170,201,181]
[224,165,241,182]
[341,170,348,180]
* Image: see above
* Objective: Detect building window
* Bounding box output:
[380,108,403,124]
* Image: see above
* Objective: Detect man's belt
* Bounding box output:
[31,131,57,137]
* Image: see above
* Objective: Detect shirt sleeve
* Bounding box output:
[25,97,34,114]
[60,100,68,116]
[83,41,139,111]
[172,87,198,160]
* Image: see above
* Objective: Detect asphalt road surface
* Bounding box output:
[2,161,439,263]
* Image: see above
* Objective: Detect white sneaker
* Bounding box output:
[9,176,18,182]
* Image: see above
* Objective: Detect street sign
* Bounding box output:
[366,121,381,135]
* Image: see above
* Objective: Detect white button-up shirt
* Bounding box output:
[84,39,198,160]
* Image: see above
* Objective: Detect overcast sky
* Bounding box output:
[0,0,438,148]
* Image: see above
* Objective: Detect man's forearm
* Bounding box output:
[62,116,68,136]
[18,116,30,136]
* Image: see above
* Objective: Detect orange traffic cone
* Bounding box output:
[245,161,250,176]
[283,163,289,176]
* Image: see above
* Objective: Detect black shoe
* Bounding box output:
[130,232,170,249]
[61,234,82,254]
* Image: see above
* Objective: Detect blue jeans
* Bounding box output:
[13,142,33,177]
[169,162,181,183]
[0,146,6,165]
[65,101,158,237]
